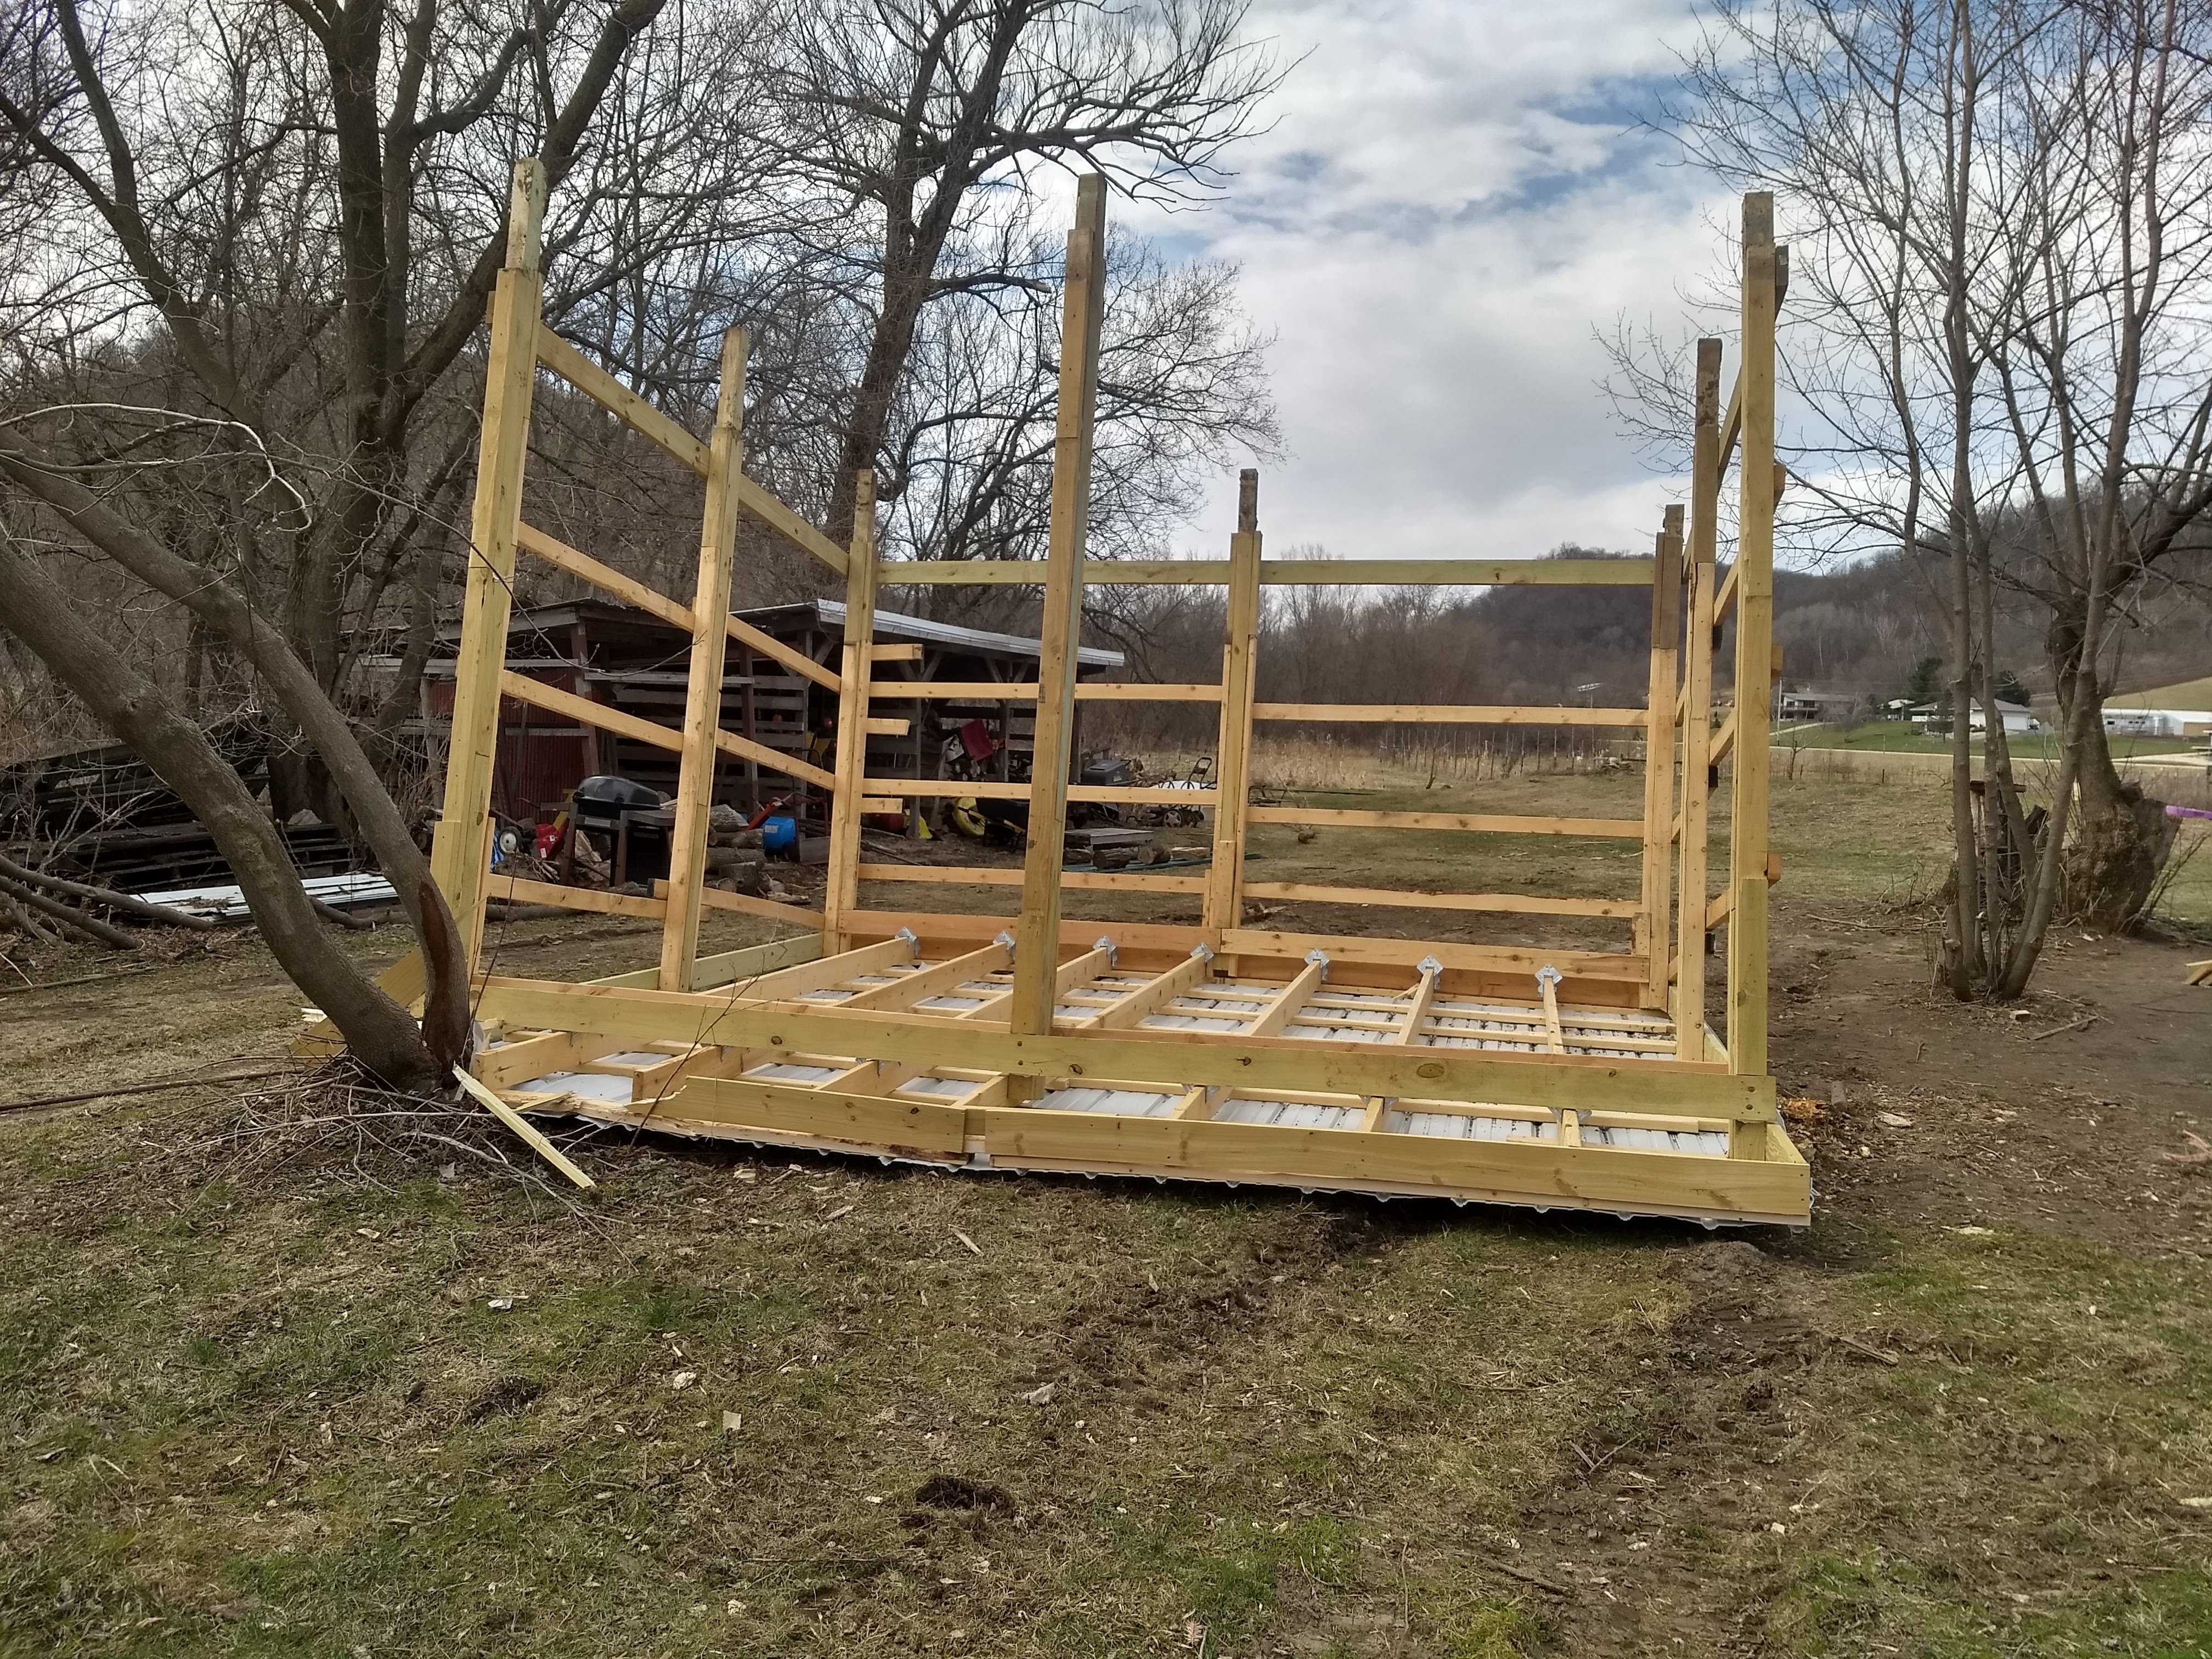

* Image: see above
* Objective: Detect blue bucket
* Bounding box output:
[761,815,798,854]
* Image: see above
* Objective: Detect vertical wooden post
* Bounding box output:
[1675,339,1723,1059]
[428,158,547,973]
[1008,174,1108,1035]
[1727,194,1779,1113]
[1204,470,1262,941]
[1637,504,1683,1010]
[657,326,751,989]
[823,471,878,951]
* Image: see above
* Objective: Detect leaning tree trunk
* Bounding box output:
[2049,614,2175,932]
[0,539,447,1091]
[2068,717,2176,930]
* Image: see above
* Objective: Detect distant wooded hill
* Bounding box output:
[922,543,2211,740]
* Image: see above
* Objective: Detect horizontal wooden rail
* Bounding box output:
[864,681,1225,703]
[499,670,836,789]
[535,326,847,575]
[854,862,1207,896]
[856,778,1214,805]
[876,558,1656,588]
[1239,880,1640,919]
[1252,702,1649,728]
[489,872,666,919]
[1248,806,1646,838]
[516,522,841,692]
[651,879,827,929]
[517,521,689,627]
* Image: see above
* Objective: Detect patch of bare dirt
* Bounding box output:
[1763,901,2212,1259]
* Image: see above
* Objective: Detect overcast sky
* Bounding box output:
[1120,0,1731,562]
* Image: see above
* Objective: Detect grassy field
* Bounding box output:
[4,763,2211,1657]
[1786,720,2203,763]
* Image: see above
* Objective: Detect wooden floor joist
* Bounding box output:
[399,170,1800,1225]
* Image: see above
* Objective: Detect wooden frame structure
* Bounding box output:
[395,163,1806,1226]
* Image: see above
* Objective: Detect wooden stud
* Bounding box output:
[1247,806,1644,838]
[824,471,879,950]
[1085,947,1218,1030]
[470,974,1780,1122]
[1537,967,1567,1053]
[1675,338,1723,1059]
[497,670,834,789]
[855,864,1209,896]
[1252,702,1649,728]
[1638,506,1684,1008]
[1010,174,1107,1037]
[454,1066,595,1188]
[838,939,1012,1012]
[427,158,546,971]
[535,325,846,577]
[658,328,749,990]
[1205,470,1262,939]
[1245,951,1327,1038]
[1238,881,1638,919]
[1728,193,1779,1119]
[875,557,1657,588]
[860,681,1224,702]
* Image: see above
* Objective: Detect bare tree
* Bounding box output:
[885,226,1276,575]
[0,0,706,1079]
[749,0,1282,550]
[1625,0,2212,996]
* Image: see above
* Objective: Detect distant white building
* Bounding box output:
[1970,701,2041,736]
[1775,688,1862,724]
[1911,700,2040,735]
[2104,675,2212,739]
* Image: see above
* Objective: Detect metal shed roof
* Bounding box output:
[738,598,1124,669]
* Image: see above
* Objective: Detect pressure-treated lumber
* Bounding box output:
[855,864,1209,896]
[1249,806,1643,838]
[1239,881,1639,919]
[406,179,1795,1224]
[873,681,1224,702]
[1009,174,1107,1037]
[492,872,665,919]
[518,518,838,690]
[534,324,847,578]
[1675,338,1724,1057]
[1205,471,1262,935]
[658,328,749,989]
[1638,506,1683,1007]
[1253,702,1649,727]
[876,557,1656,586]
[823,471,879,949]
[470,974,1777,1121]
[855,778,1214,805]
[1727,193,1780,1096]
[455,1066,596,1188]
[427,160,545,966]
[496,669,836,790]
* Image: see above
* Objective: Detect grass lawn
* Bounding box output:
[1792,721,2203,763]
[4,764,2211,1656]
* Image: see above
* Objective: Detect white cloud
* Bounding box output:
[1120,0,1739,561]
